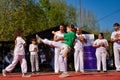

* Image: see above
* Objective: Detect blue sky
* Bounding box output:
[66,0,120,31]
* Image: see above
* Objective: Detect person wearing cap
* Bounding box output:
[36,24,76,78]
[111,23,120,72]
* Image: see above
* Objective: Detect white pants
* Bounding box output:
[113,47,120,70]
[42,39,70,72]
[30,54,39,72]
[96,50,107,71]
[5,54,27,74]
[74,49,84,72]
[54,48,60,73]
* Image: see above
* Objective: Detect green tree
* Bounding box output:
[0,0,77,41]
[82,9,100,34]
[103,29,112,40]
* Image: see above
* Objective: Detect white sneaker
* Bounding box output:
[116,68,120,72]
[22,73,31,78]
[36,34,42,43]
[2,69,7,77]
[55,72,59,74]
[80,70,84,73]
[59,72,70,78]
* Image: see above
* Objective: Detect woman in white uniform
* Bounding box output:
[2,29,30,77]
[36,25,76,78]
[93,33,109,72]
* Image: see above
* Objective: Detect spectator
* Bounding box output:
[4,53,13,67]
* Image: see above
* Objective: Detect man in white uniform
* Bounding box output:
[53,24,65,73]
[111,23,120,71]
[74,28,87,72]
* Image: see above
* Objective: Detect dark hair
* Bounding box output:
[69,24,75,28]
[67,24,75,32]
[60,24,65,27]
[13,28,23,41]
[99,33,104,39]
[113,23,120,27]
[31,38,36,42]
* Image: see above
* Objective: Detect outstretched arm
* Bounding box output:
[52,31,64,41]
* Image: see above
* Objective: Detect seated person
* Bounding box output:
[3,53,13,67]
[40,52,46,64]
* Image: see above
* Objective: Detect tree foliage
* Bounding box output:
[0,0,111,41]
[81,9,100,34]
[0,0,77,41]
[103,29,112,40]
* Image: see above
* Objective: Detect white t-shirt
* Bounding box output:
[29,44,38,55]
[74,34,86,50]
[111,30,120,48]
[93,39,108,52]
[55,31,64,43]
[14,36,25,55]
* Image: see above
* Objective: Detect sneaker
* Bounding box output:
[36,34,42,43]
[31,71,35,74]
[97,70,101,72]
[22,73,31,78]
[103,71,107,72]
[59,72,70,78]
[55,71,59,74]
[55,72,59,74]
[35,71,40,74]
[2,69,7,77]
[80,70,84,73]
[116,69,120,72]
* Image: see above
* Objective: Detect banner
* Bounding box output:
[84,34,97,70]
[84,34,95,46]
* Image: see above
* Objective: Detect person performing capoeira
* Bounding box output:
[36,24,76,78]
[2,29,30,77]
[53,24,65,73]
[74,28,87,73]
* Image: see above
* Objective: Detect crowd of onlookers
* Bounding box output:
[0,44,114,73]
[0,45,55,73]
